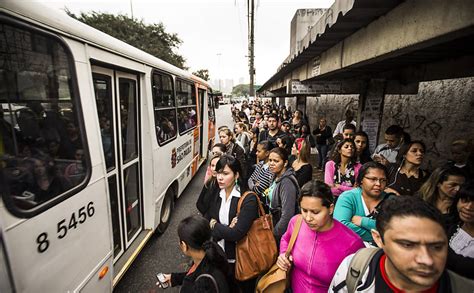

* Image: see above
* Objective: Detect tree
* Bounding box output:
[192,69,210,81]
[66,9,187,69]
[232,84,261,96]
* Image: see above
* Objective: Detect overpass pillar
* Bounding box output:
[278,97,285,106]
[358,79,386,152]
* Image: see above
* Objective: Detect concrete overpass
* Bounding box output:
[258,0,474,150]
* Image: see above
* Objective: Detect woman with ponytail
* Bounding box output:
[158,215,232,292]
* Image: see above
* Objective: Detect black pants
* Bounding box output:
[229,263,257,293]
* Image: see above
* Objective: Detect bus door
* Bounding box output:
[198,88,206,158]
[91,67,143,263]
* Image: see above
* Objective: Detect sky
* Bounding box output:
[41,0,334,85]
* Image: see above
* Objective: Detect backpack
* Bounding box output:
[345,248,474,293]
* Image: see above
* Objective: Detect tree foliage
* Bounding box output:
[66,9,187,69]
[232,84,261,96]
[192,69,210,81]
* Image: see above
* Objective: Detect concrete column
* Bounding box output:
[296,95,306,113]
[278,97,285,106]
[358,79,386,152]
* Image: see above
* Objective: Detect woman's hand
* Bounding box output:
[276,254,292,271]
[351,215,362,226]
[229,217,238,228]
[156,273,172,288]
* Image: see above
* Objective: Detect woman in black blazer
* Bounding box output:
[205,155,259,292]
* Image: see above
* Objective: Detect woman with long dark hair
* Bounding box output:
[205,155,259,291]
[267,147,300,243]
[324,139,361,198]
[277,181,364,292]
[386,140,429,196]
[354,131,372,164]
[159,215,231,292]
[418,165,465,226]
[446,181,474,279]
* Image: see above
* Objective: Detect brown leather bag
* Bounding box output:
[255,215,303,293]
[235,191,278,281]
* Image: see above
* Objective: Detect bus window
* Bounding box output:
[152,71,177,145]
[0,20,88,216]
[93,75,115,171]
[176,79,197,134]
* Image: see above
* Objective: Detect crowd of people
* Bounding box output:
[158,99,474,292]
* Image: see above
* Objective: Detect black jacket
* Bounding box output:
[171,255,230,293]
[197,180,220,215]
[226,142,247,180]
[206,188,258,260]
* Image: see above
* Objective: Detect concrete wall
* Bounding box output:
[304,77,474,169]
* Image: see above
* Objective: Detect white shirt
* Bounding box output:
[450,226,474,258]
[372,143,400,164]
[218,186,241,257]
[333,120,357,136]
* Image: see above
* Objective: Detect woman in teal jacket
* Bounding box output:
[334,162,390,244]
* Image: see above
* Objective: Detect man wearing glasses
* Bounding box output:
[333,162,391,246]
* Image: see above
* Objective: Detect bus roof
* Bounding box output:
[0,0,210,88]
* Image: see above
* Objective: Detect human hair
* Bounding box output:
[205,154,222,187]
[385,125,404,137]
[267,113,279,122]
[330,138,356,164]
[449,181,474,224]
[257,140,272,151]
[238,111,248,122]
[215,154,244,189]
[295,137,310,163]
[211,143,226,154]
[418,165,466,206]
[278,135,293,153]
[236,122,248,132]
[178,215,230,276]
[342,123,356,132]
[218,128,235,143]
[269,147,289,165]
[356,161,388,185]
[299,180,334,208]
[354,131,372,163]
[250,127,259,140]
[376,195,445,240]
[395,140,426,165]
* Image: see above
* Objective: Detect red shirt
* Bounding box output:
[379,254,439,293]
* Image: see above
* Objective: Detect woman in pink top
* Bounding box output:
[277,180,364,293]
[325,138,362,197]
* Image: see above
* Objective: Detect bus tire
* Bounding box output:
[157,188,174,233]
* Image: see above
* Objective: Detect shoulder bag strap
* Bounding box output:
[345,248,380,293]
[284,215,303,258]
[237,191,265,217]
[195,273,219,293]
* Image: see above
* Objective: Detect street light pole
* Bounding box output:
[130,0,134,18]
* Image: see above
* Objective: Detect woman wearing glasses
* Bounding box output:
[333,162,391,245]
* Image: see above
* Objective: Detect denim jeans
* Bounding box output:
[316,144,328,168]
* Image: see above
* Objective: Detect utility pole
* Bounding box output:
[248,0,255,97]
[130,0,134,18]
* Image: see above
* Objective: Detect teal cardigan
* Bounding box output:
[334,187,387,242]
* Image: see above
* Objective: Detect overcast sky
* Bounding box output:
[42,0,333,85]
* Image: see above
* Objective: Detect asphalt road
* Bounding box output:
[114,104,234,292]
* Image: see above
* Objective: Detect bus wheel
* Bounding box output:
[157,188,174,233]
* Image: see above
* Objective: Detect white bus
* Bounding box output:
[0,2,216,292]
